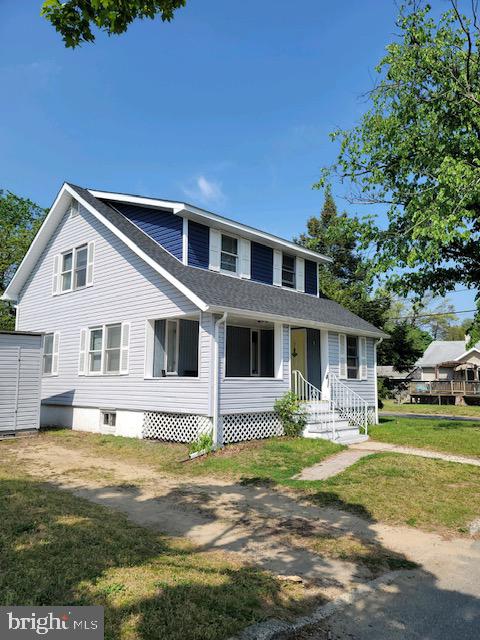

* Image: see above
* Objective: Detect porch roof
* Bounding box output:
[68,184,388,339]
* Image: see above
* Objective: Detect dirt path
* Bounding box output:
[5,438,480,608]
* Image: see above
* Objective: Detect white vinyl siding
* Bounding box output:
[17,202,210,414]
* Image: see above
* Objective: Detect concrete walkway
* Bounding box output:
[298,440,480,481]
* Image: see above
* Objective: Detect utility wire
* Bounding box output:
[391,308,477,320]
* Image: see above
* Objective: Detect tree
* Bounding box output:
[41,0,186,48]
[444,317,472,340]
[0,191,46,330]
[318,1,480,344]
[297,187,428,369]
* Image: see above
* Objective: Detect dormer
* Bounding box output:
[92,190,331,296]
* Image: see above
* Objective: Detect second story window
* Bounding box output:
[61,244,88,292]
[220,235,238,273]
[282,254,296,288]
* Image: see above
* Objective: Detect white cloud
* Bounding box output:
[183,175,225,206]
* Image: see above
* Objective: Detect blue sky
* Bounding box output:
[0,0,474,315]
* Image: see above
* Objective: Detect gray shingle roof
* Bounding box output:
[69,183,387,338]
[416,340,478,366]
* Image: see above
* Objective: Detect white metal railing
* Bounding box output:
[329,372,368,435]
[292,370,337,440]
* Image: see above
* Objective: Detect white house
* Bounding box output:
[3,183,387,445]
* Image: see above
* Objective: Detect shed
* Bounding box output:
[0,330,43,436]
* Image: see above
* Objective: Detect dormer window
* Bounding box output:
[282,254,296,288]
[220,235,238,273]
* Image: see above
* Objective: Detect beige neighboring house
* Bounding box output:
[409,337,480,405]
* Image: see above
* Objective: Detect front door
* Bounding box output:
[291,328,307,380]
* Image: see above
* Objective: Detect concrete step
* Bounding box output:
[304,426,362,441]
[335,434,369,445]
[306,420,351,432]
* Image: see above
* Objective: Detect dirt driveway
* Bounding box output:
[5,437,480,638]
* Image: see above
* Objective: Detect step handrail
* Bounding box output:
[329,372,369,435]
[292,369,336,440]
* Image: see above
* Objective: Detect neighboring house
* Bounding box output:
[377,365,418,400]
[409,338,480,405]
[3,183,387,445]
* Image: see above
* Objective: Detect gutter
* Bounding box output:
[213,312,228,447]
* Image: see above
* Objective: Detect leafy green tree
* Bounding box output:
[318,1,480,343]
[0,191,46,330]
[298,188,428,369]
[444,317,473,340]
[41,0,186,48]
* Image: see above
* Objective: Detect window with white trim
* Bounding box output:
[225,325,275,377]
[282,254,296,288]
[150,318,199,377]
[43,333,54,375]
[54,242,94,295]
[220,235,238,273]
[84,323,127,375]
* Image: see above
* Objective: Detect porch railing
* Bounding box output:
[329,372,369,435]
[292,370,337,440]
[292,370,369,437]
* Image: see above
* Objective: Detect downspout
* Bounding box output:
[374,337,383,425]
[213,312,228,447]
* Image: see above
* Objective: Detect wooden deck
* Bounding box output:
[409,380,480,397]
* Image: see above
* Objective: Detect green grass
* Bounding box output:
[370,416,480,458]
[299,453,480,535]
[42,429,343,482]
[382,398,480,418]
[0,463,309,640]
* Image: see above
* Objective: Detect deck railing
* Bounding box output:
[409,380,480,396]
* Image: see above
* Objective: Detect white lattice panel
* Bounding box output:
[222,412,283,444]
[367,407,376,425]
[143,412,212,442]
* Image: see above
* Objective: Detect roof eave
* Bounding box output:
[206,305,388,338]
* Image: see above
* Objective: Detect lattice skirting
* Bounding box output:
[221,412,283,444]
[143,412,212,443]
[367,406,377,425]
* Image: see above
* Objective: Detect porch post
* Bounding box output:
[320,329,330,400]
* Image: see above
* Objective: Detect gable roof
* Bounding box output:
[3,182,387,339]
[416,340,480,366]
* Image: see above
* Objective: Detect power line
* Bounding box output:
[392,308,477,320]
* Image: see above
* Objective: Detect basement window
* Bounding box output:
[101,410,116,428]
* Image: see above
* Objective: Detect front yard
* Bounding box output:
[370,416,480,458]
[381,398,480,419]
[0,462,306,640]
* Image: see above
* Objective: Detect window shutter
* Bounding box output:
[239,238,251,278]
[296,257,305,292]
[338,334,347,379]
[78,328,87,375]
[209,228,221,271]
[359,336,368,380]
[120,322,130,374]
[52,254,60,295]
[273,250,282,286]
[52,332,60,375]
[86,241,95,286]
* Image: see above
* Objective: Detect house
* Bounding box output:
[3,183,387,445]
[377,365,418,401]
[409,338,480,405]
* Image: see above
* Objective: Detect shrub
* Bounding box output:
[274,391,306,437]
[189,431,214,455]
